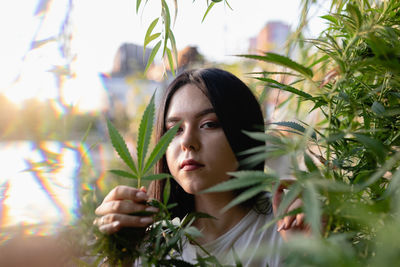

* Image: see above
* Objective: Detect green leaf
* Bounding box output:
[237,53,313,78]
[256,77,313,100]
[163,177,170,204]
[144,33,161,49]
[304,153,318,173]
[243,130,283,144]
[144,18,159,55]
[303,181,321,236]
[354,133,386,160]
[272,121,317,140]
[106,119,138,175]
[144,40,161,74]
[142,173,172,181]
[143,122,181,174]
[276,182,302,216]
[181,212,215,227]
[221,183,267,213]
[137,93,155,172]
[360,152,400,188]
[109,169,138,179]
[166,48,175,76]
[161,0,171,56]
[320,14,338,25]
[168,29,178,69]
[184,226,203,238]
[136,0,142,13]
[201,171,275,193]
[202,2,215,23]
[371,101,386,116]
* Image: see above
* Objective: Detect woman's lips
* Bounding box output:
[180,159,204,171]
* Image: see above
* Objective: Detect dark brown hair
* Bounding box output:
[148,68,270,218]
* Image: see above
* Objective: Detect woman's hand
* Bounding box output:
[94,185,158,234]
[272,181,310,241]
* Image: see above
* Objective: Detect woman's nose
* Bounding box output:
[180,127,200,151]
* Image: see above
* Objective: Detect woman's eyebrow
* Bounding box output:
[165,108,215,124]
[195,108,215,118]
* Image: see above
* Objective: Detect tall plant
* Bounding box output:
[207,0,400,265]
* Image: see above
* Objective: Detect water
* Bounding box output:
[0,140,108,240]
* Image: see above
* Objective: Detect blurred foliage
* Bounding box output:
[0,94,100,141]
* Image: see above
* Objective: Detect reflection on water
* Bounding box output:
[0,141,107,241]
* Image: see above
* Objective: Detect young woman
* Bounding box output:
[95,68,305,266]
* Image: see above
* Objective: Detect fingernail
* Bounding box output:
[277,223,284,232]
[140,217,153,224]
[145,206,159,213]
[136,191,147,200]
[291,219,297,228]
[112,221,120,228]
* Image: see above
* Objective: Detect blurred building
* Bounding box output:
[111,43,152,77]
[249,21,290,54]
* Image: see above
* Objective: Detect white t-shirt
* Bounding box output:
[181,209,282,267]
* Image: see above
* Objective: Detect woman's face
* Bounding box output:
[165,83,238,194]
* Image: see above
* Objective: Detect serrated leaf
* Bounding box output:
[106,119,138,175]
[371,101,386,116]
[143,122,181,174]
[137,93,155,172]
[142,173,172,181]
[221,183,267,213]
[202,2,215,22]
[303,181,321,236]
[201,171,275,193]
[256,77,313,100]
[354,133,386,161]
[237,53,313,78]
[144,41,161,74]
[304,153,318,173]
[109,169,138,179]
[272,121,317,140]
[243,130,284,144]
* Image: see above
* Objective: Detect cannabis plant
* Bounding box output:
[206,0,400,265]
[80,94,223,266]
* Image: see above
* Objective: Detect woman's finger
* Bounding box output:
[95,199,157,216]
[295,213,305,227]
[95,213,155,234]
[103,185,148,203]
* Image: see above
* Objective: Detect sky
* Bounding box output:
[0,0,329,109]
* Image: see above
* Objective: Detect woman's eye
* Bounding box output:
[201,121,220,129]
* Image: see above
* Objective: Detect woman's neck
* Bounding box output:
[193,192,250,244]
